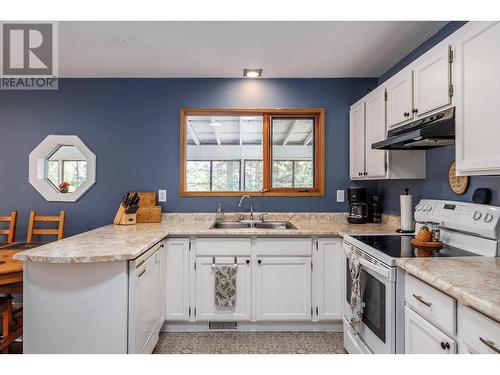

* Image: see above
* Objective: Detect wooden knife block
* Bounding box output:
[113,204,137,225]
[133,192,162,223]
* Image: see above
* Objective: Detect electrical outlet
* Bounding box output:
[336,190,345,203]
[158,189,167,202]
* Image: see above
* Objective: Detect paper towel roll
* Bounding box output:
[400,195,413,231]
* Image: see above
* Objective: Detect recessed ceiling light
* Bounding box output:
[209,122,221,127]
[243,68,263,78]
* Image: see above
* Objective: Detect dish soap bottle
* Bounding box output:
[215,203,225,223]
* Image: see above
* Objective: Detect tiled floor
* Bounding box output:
[154,332,346,354]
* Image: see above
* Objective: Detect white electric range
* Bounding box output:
[342,199,500,354]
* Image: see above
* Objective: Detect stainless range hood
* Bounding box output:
[372,107,455,150]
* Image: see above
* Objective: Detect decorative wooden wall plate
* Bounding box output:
[448,161,469,195]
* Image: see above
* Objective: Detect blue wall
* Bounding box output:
[377,21,500,213]
[0,78,377,239]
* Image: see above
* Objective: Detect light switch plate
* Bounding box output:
[336,190,345,203]
[158,189,167,202]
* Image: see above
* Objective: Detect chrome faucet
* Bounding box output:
[238,194,254,221]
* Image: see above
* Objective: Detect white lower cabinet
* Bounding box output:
[165,238,190,321]
[255,257,312,321]
[164,237,342,327]
[195,256,252,321]
[457,304,500,354]
[314,239,342,321]
[405,306,456,354]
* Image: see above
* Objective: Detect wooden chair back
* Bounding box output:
[0,211,17,244]
[27,210,66,243]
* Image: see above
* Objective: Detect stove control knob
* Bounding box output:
[416,205,422,212]
[473,211,482,221]
[426,205,433,212]
[484,213,494,223]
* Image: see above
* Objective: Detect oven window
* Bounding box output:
[362,271,386,342]
[346,259,386,343]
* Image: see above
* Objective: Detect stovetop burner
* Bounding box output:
[350,234,478,258]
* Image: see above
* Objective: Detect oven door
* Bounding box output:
[342,242,396,354]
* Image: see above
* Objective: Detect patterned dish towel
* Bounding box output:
[349,251,364,332]
[214,265,237,307]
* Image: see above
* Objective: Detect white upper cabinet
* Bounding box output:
[385,70,414,128]
[455,22,500,176]
[349,101,366,179]
[413,45,452,117]
[364,88,387,178]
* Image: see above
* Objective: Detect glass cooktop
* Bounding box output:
[350,235,478,258]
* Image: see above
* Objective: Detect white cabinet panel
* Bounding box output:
[386,70,414,128]
[195,256,252,321]
[405,306,456,354]
[165,239,190,321]
[133,247,163,354]
[458,304,500,354]
[364,88,387,178]
[255,257,312,321]
[314,239,342,321]
[413,45,452,116]
[455,21,500,175]
[349,101,365,179]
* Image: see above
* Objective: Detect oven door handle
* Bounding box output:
[358,258,390,279]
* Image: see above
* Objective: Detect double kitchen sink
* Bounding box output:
[210,221,296,230]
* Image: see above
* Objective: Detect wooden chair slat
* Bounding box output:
[27,210,65,243]
[0,211,17,244]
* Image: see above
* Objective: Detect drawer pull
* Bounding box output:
[479,337,500,354]
[412,294,432,307]
[138,269,146,278]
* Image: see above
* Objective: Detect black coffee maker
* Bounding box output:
[347,186,368,224]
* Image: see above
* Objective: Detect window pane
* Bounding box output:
[271,117,314,188]
[294,161,313,188]
[212,161,240,191]
[185,114,263,192]
[244,160,263,191]
[272,161,293,187]
[63,161,88,192]
[47,160,59,188]
[186,161,210,191]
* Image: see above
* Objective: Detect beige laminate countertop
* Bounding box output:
[396,257,500,323]
[14,212,400,264]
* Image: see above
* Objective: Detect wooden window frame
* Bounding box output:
[180,108,325,197]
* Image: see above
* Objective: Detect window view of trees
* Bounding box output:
[272,160,313,188]
[244,160,263,191]
[187,160,241,191]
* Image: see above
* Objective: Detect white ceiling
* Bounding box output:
[58,21,448,78]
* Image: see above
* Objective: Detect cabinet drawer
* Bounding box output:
[195,238,251,256]
[458,305,500,354]
[255,238,312,256]
[405,274,456,336]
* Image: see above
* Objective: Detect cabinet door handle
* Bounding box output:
[412,108,418,114]
[364,171,367,175]
[246,259,250,264]
[440,341,450,350]
[358,172,362,176]
[479,337,500,353]
[258,259,262,264]
[138,268,146,279]
[404,112,410,117]
[412,293,432,307]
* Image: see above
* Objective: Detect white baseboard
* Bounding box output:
[162,321,343,333]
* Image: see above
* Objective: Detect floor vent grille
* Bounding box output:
[209,321,238,330]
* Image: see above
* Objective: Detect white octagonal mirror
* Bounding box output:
[29,135,96,202]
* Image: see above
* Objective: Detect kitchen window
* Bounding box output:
[180,108,324,196]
